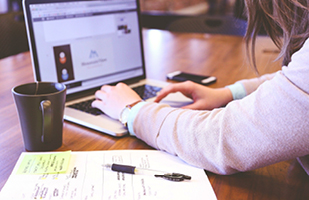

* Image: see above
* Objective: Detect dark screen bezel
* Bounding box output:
[22,0,146,93]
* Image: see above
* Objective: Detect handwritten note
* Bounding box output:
[16,151,71,174]
[0,150,217,200]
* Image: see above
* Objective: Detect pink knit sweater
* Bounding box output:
[132,39,309,175]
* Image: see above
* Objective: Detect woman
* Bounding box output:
[92,0,309,175]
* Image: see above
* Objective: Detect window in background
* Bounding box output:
[0,0,9,14]
[140,0,209,15]
[139,0,237,16]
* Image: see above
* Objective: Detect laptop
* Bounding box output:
[23,0,192,137]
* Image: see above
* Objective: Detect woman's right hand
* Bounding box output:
[154,81,233,110]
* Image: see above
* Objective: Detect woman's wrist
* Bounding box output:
[127,101,148,136]
[219,87,234,106]
[119,100,143,128]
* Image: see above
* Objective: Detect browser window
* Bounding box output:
[28,0,143,94]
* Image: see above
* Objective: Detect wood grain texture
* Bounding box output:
[0,29,308,199]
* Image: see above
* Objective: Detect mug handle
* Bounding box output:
[40,100,52,143]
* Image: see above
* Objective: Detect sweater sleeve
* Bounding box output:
[132,39,309,175]
[226,73,276,100]
[237,73,276,95]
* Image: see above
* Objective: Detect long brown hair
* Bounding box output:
[244,0,309,71]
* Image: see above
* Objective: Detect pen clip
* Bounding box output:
[154,173,191,182]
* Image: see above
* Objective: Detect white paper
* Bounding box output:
[0,150,217,200]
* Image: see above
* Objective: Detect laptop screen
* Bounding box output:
[23,0,145,95]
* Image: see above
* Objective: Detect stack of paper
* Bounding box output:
[0,150,217,199]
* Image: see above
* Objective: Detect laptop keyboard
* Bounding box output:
[69,98,103,115]
[132,84,162,100]
[68,84,162,116]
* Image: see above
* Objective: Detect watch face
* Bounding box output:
[120,107,130,124]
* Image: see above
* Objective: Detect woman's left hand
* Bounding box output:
[91,82,142,120]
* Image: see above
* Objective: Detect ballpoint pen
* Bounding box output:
[103,163,191,182]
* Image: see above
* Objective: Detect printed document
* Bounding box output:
[0,150,217,199]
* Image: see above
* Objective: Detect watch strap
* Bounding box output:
[119,100,143,127]
[126,100,143,109]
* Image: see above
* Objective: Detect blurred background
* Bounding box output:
[0,0,238,16]
[0,0,246,59]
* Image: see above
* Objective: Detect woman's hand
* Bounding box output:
[91,82,142,119]
[155,81,233,110]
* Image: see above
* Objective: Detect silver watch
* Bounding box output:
[119,100,142,127]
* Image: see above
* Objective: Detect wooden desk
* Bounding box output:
[1,29,309,199]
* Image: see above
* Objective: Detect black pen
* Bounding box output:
[103,163,191,182]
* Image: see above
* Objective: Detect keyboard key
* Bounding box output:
[68,84,162,116]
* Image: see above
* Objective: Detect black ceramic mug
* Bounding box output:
[12,82,66,151]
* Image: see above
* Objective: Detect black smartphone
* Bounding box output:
[167,71,216,85]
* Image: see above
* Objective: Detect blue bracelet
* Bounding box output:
[226,82,247,100]
[127,102,148,136]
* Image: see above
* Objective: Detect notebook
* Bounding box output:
[23,0,192,137]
